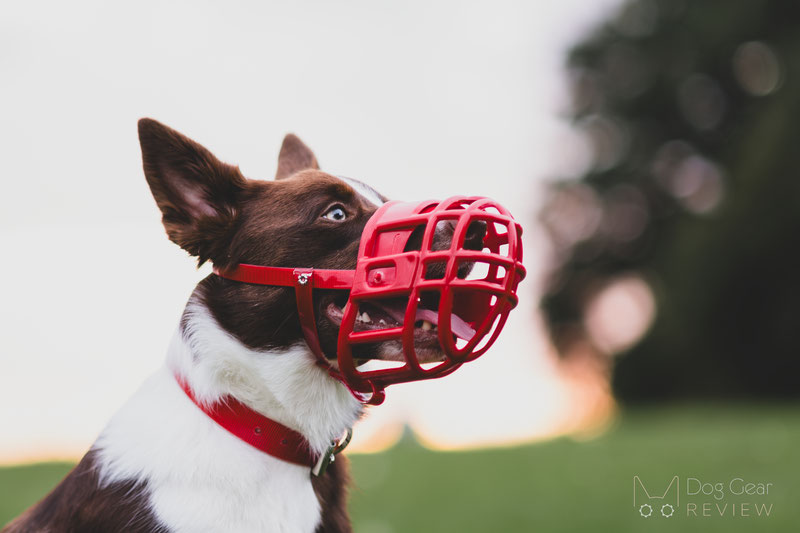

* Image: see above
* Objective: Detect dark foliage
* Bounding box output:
[540,0,800,402]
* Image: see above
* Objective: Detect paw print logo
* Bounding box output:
[661,503,675,518]
[639,504,653,518]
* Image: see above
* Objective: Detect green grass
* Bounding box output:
[0,462,74,526]
[2,404,799,532]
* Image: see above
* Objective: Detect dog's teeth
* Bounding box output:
[379,319,386,325]
[421,320,433,331]
[361,312,372,323]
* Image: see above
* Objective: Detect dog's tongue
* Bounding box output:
[415,308,476,340]
[377,303,476,340]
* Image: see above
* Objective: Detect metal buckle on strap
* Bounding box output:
[311,427,353,477]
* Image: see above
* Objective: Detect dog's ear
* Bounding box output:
[138,118,246,266]
[275,133,319,179]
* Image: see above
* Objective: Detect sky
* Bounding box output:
[0,0,623,462]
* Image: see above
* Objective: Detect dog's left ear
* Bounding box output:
[276,133,319,179]
[138,118,246,266]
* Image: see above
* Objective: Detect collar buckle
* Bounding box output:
[311,427,353,477]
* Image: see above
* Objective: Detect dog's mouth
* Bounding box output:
[322,294,476,364]
[317,219,486,365]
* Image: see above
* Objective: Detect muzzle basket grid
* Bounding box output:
[213,195,525,406]
[337,196,526,401]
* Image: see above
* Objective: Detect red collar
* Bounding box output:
[175,374,318,468]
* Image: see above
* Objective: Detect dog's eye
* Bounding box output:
[322,205,347,222]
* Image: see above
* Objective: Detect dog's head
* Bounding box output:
[138,118,479,366]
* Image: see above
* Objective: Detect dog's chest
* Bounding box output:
[148,460,321,533]
[94,368,323,533]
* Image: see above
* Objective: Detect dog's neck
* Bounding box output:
[92,294,362,532]
[169,294,363,456]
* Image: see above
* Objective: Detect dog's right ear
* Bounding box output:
[138,118,246,266]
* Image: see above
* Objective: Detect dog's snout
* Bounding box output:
[403,226,425,253]
[404,219,486,255]
[463,220,487,251]
[409,219,487,281]
[431,221,456,252]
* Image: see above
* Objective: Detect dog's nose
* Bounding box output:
[430,220,486,251]
[406,220,487,281]
[402,219,487,254]
[463,220,487,251]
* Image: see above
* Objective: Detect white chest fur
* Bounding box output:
[94,301,363,533]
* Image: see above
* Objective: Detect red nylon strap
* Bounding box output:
[214,264,355,289]
[214,264,376,403]
[215,265,340,370]
[292,268,328,363]
[175,374,317,468]
[292,269,374,402]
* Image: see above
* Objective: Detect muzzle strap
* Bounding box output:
[214,265,350,369]
[214,264,354,289]
[290,268,378,403]
[214,264,377,403]
[291,268,327,365]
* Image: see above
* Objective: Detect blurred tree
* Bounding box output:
[540,0,800,402]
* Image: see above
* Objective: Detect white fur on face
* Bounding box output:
[94,299,363,533]
[338,175,386,207]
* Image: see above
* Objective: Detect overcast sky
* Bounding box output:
[0,0,623,462]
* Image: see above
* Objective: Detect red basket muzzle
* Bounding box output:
[214,196,525,405]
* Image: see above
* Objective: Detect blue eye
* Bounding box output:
[322,205,347,221]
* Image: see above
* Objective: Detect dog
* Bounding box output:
[4,119,402,532]
[4,118,525,533]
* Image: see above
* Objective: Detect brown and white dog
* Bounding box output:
[3,119,407,532]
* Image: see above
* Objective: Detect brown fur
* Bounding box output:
[5,120,382,532]
[148,120,369,530]
[311,455,353,533]
[148,121,374,531]
[140,119,387,361]
[2,451,166,533]
[138,119,248,268]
